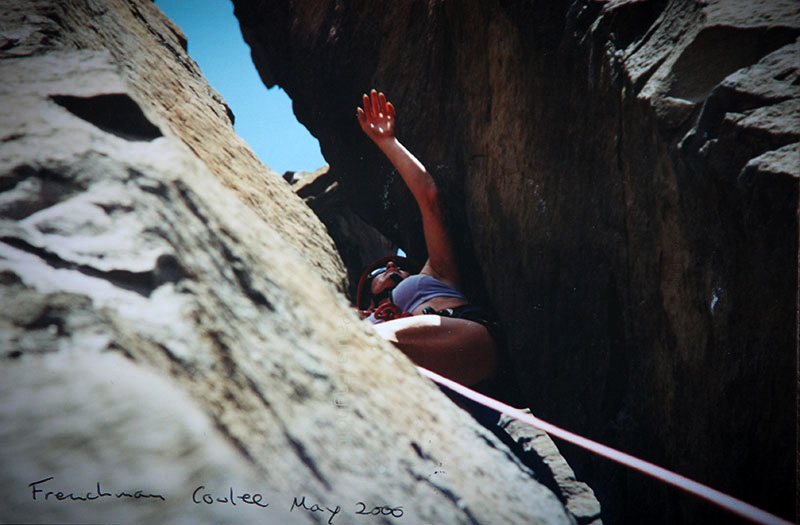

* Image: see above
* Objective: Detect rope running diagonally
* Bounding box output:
[416,366,792,525]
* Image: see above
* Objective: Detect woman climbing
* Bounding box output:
[355,89,498,388]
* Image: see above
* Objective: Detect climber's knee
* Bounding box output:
[373,314,497,386]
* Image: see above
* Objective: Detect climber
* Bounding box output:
[355,89,498,388]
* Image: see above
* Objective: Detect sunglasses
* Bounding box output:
[368,265,403,279]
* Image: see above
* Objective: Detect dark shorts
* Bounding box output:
[421,304,502,342]
[421,303,508,420]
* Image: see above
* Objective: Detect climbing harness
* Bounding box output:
[421,304,501,341]
[417,366,793,525]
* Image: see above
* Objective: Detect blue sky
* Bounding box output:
[155,0,327,174]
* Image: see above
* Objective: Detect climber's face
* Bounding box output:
[370,261,409,296]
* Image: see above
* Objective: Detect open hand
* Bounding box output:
[357,89,395,144]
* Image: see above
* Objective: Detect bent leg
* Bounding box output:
[373,314,497,386]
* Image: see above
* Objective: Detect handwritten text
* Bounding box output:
[27,478,406,520]
[356,501,404,518]
[192,485,269,508]
[29,477,165,502]
[291,495,342,524]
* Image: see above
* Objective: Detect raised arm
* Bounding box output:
[357,90,460,288]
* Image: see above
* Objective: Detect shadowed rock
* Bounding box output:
[284,165,399,300]
[51,93,163,141]
[233,0,798,522]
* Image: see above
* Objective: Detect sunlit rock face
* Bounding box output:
[0,1,578,523]
[233,0,799,522]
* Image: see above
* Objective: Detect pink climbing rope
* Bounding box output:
[416,366,792,525]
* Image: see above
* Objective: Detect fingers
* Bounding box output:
[362,93,371,118]
[378,91,387,115]
[357,90,394,128]
[370,89,380,118]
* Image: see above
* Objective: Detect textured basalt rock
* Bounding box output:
[498,411,601,525]
[234,0,799,522]
[0,0,579,523]
[284,166,398,299]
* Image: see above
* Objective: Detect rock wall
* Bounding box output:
[0,0,580,523]
[233,0,799,522]
[284,166,398,299]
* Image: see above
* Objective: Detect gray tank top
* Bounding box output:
[391,274,467,313]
